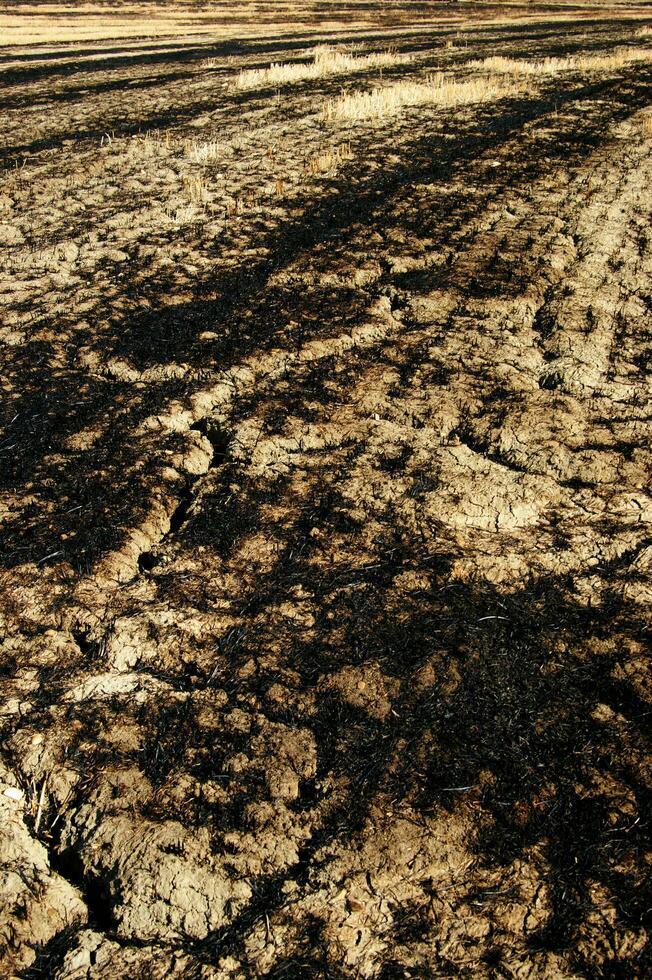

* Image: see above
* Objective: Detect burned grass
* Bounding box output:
[1,3,652,977]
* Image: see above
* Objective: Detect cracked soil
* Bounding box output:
[1,1,651,977]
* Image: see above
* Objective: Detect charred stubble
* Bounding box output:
[1,5,651,978]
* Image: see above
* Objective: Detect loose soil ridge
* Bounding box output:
[1,3,651,977]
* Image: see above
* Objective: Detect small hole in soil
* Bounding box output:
[168,492,192,534]
[71,629,94,655]
[539,372,562,391]
[138,551,158,573]
[192,417,231,466]
[50,848,115,932]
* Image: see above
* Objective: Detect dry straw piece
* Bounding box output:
[236,44,411,90]
[184,174,209,204]
[322,46,652,123]
[323,72,514,123]
[185,139,221,164]
[125,131,173,158]
[469,47,652,76]
[304,142,354,175]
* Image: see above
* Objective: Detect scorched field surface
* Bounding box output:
[1,2,652,977]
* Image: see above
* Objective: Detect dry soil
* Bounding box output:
[1,2,651,978]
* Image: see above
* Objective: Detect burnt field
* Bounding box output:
[1,2,652,976]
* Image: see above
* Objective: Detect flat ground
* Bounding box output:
[1,2,652,977]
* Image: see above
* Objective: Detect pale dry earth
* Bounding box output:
[1,3,652,978]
